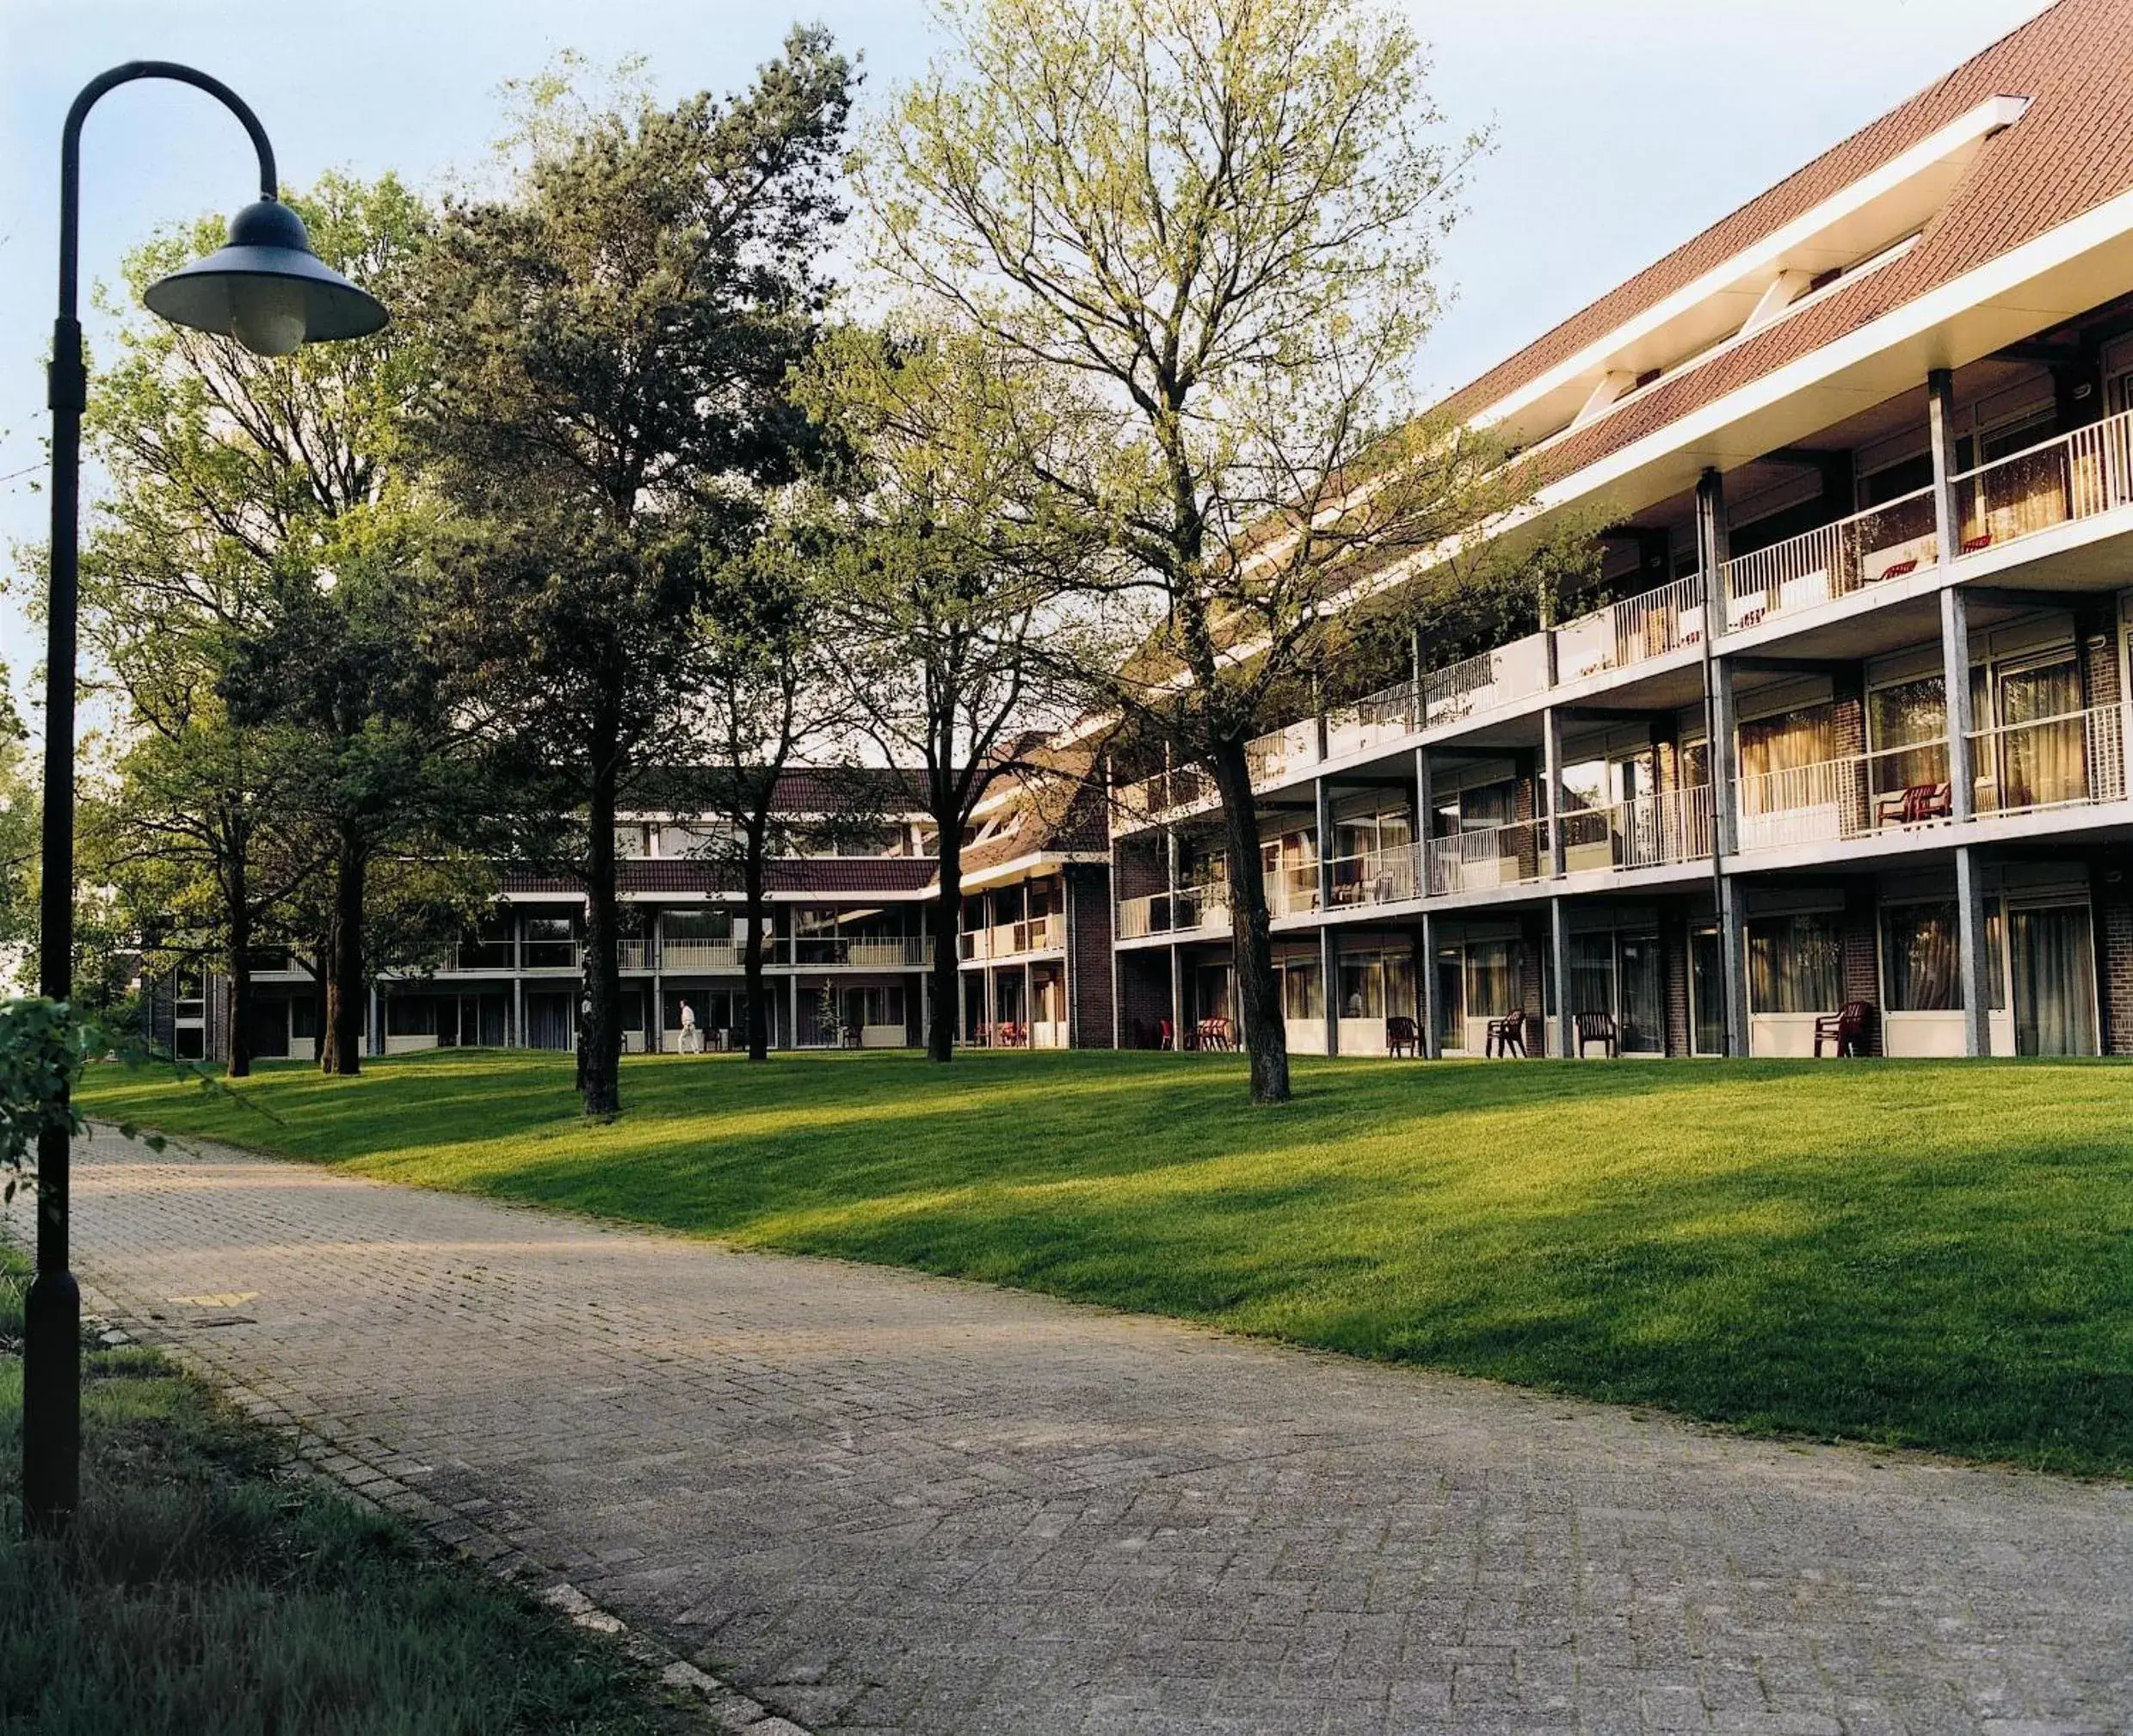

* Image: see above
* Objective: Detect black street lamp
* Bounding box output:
[23,62,388,1536]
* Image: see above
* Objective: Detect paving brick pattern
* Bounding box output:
[32,1127,2133,1735]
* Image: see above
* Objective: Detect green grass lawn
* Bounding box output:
[0,1247,694,1735]
[79,1047,2133,1477]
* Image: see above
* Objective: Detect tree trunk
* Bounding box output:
[225,856,254,1081]
[321,832,366,1075]
[1208,733,1291,1105]
[580,754,623,1117]
[928,819,962,1063]
[742,816,771,1061]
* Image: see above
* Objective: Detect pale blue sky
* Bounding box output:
[0,0,2054,721]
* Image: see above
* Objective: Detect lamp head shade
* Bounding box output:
[143,197,388,355]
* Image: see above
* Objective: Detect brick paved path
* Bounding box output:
[35,1128,2133,1735]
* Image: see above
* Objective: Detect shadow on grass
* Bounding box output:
[77,1050,2133,1475]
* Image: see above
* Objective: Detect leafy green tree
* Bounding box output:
[675,521,861,1062]
[864,0,1517,1102]
[798,323,1103,1063]
[78,173,435,1077]
[412,31,855,1115]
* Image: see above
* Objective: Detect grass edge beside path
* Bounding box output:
[0,1241,705,1736]
[77,1047,2133,1481]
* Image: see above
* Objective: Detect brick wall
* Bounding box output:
[1662,905,1692,1057]
[1066,863,1116,1048]
[2094,858,2133,1057]
[1118,950,1174,1050]
[2080,604,2121,710]
[1840,878,1883,1055]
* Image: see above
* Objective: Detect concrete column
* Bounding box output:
[1550,896,1575,1058]
[1321,924,1339,1059]
[1168,944,1183,1050]
[1419,909,1441,1059]
[787,972,798,1052]
[920,969,930,1050]
[509,976,522,1051]
[650,970,663,1054]
[1711,656,1742,855]
[1414,746,1434,899]
[1543,706,1568,877]
[371,983,383,1058]
[1956,843,1991,1058]
[1927,366,1961,576]
[1719,876,1751,1058]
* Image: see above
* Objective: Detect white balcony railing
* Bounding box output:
[1116,886,1230,940]
[1245,721,1320,787]
[1721,485,1939,632]
[1324,680,1422,762]
[1552,573,1708,681]
[784,936,933,969]
[1953,407,2133,558]
[660,939,747,973]
[617,939,656,972]
[1264,863,1322,918]
[1424,819,1550,896]
[1323,843,1421,909]
[964,914,1066,959]
[1422,631,1550,730]
[1555,785,1716,873]
[1970,703,2125,816]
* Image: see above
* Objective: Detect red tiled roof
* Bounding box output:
[1445,0,2133,480]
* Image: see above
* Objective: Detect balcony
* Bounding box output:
[1550,574,1707,680]
[1421,787,1714,897]
[1952,406,2133,562]
[961,914,1066,960]
[1117,886,1230,940]
[784,936,934,970]
[1324,844,1421,910]
[1731,705,2126,856]
[617,939,656,972]
[1722,487,1939,633]
[661,939,748,973]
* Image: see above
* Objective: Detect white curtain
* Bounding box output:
[2012,905,2096,1056]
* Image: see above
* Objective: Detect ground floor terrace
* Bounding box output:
[1116,839,2131,1062]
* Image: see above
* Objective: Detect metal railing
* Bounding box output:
[1245,721,1320,787]
[1264,863,1322,918]
[1733,740,1953,853]
[1970,703,2125,816]
[784,936,933,969]
[1323,680,1422,762]
[1552,573,1707,680]
[1422,631,1550,730]
[965,914,1066,958]
[617,939,655,972]
[1116,886,1230,940]
[1424,819,1550,896]
[1953,407,2133,558]
[1555,785,1716,873]
[659,940,746,972]
[1322,843,1421,909]
[1721,485,1939,631]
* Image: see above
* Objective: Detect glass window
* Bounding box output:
[1867,677,1950,804]
[1739,703,1838,784]
[1568,933,1614,1019]
[1994,659,2087,811]
[2010,903,2097,1056]
[521,914,579,970]
[1338,958,1384,1019]
[1748,913,1842,1014]
[1691,928,1725,1056]
[1882,902,1957,1012]
[1385,956,1416,1021]
[1465,940,1517,1018]
[1434,947,1464,1050]
[1618,934,1663,1054]
[289,995,319,1040]
[385,994,436,1037]
[1282,959,1323,1022]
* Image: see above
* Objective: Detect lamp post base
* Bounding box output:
[21,1266,79,1534]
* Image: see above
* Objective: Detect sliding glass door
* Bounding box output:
[2009,903,2098,1056]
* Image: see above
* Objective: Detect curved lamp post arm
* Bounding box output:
[59,61,278,321]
